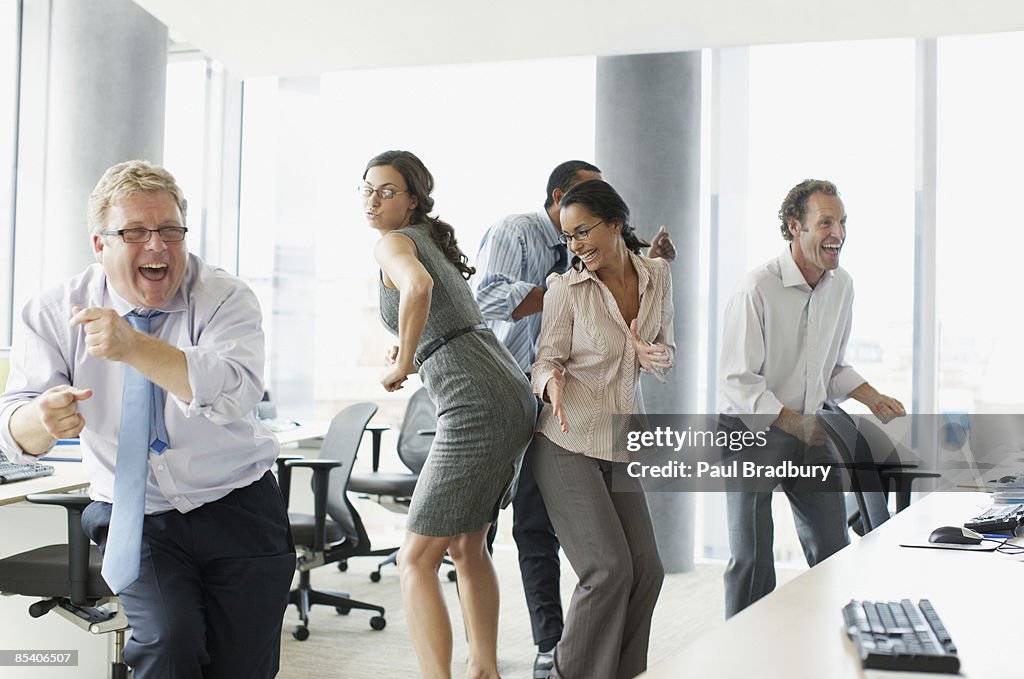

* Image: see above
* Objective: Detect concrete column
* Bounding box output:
[595,52,701,573]
[17,0,167,297]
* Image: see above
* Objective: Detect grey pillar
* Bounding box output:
[596,52,701,573]
[21,0,167,292]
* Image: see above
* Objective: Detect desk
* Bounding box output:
[643,492,1023,678]
[0,461,90,506]
[272,420,330,447]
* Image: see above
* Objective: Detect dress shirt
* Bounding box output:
[531,253,674,461]
[474,209,568,372]
[718,246,865,430]
[0,253,278,514]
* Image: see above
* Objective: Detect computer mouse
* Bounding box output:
[929,526,984,545]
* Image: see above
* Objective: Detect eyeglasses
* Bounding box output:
[101,226,188,243]
[358,184,408,201]
[558,220,605,245]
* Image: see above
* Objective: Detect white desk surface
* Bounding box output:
[642,491,1023,678]
[272,420,330,447]
[0,461,90,506]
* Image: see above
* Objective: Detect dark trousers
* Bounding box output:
[82,471,296,679]
[723,429,849,618]
[512,443,564,647]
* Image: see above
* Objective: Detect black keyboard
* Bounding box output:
[842,599,960,674]
[964,503,1024,533]
[0,454,55,484]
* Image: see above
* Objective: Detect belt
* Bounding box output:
[416,322,488,366]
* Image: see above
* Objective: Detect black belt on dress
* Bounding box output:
[416,322,488,366]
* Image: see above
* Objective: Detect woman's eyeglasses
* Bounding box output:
[358,185,408,201]
[558,220,605,245]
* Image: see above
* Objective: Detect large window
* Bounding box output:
[0,0,19,344]
[936,32,1024,414]
[238,58,597,422]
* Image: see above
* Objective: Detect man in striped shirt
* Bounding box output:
[473,160,674,678]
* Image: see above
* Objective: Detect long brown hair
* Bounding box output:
[363,150,476,279]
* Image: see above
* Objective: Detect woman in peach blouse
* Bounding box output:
[528,179,674,679]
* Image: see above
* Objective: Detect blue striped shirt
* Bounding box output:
[473,210,568,372]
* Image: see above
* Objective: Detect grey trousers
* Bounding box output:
[723,429,849,618]
[529,434,664,679]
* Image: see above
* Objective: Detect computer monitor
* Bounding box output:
[0,346,9,391]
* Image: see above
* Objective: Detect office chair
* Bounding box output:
[0,493,130,678]
[817,405,940,534]
[276,401,391,640]
[816,408,892,533]
[346,387,454,583]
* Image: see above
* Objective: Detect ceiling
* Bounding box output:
[134,0,1024,77]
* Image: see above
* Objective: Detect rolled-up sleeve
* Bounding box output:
[0,297,71,460]
[719,287,785,420]
[174,285,265,425]
[654,259,676,367]
[531,274,573,400]
[474,225,536,322]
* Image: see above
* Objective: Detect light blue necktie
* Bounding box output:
[101,312,169,593]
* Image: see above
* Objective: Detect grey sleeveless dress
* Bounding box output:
[379,223,536,536]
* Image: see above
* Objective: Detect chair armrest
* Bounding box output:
[286,459,342,552]
[879,468,942,512]
[275,454,304,507]
[26,493,93,606]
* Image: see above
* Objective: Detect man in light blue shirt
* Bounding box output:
[474,160,675,677]
[0,160,294,679]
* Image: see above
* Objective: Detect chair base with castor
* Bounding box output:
[289,566,386,640]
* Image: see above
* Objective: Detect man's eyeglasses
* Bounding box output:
[558,220,605,245]
[358,185,408,201]
[101,226,188,243]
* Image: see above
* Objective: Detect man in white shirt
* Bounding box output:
[0,160,294,677]
[718,179,905,617]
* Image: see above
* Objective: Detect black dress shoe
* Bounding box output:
[534,650,554,679]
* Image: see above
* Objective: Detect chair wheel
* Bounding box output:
[335,606,351,615]
[370,616,387,630]
[337,560,348,572]
[370,571,382,582]
[292,625,309,641]
[447,569,457,582]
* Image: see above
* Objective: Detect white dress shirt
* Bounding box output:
[718,246,865,430]
[0,254,279,514]
[532,253,674,461]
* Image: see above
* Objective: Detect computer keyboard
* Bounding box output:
[842,599,960,674]
[0,452,55,484]
[964,503,1024,533]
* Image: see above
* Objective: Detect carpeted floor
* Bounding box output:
[275,498,799,678]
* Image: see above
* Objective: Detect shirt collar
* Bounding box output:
[565,250,654,290]
[779,245,834,290]
[536,209,563,249]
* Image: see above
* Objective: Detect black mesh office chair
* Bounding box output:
[0,494,130,678]
[346,387,448,582]
[276,402,392,640]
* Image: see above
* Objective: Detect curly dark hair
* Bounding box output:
[559,180,650,270]
[363,150,476,279]
[778,179,840,241]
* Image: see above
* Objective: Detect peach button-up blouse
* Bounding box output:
[531,252,674,461]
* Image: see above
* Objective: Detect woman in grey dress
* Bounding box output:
[362,150,535,679]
